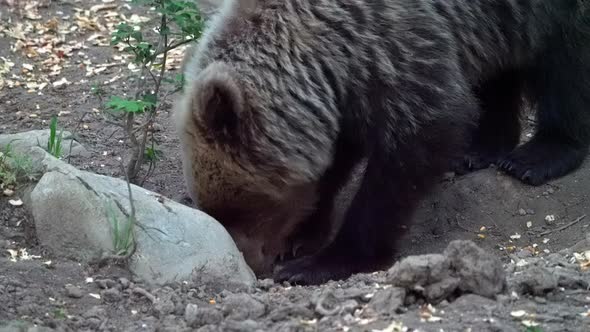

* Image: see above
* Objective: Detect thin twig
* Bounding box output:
[540,214,587,236]
[95,159,138,266]
[67,111,90,163]
[132,287,157,303]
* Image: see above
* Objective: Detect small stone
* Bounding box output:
[154,297,176,318]
[509,266,558,296]
[268,304,314,322]
[95,279,117,289]
[184,303,199,323]
[101,288,122,302]
[534,296,547,304]
[386,254,450,287]
[547,188,555,194]
[119,278,130,289]
[425,277,461,301]
[518,208,527,216]
[222,319,261,332]
[444,240,507,298]
[367,287,406,314]
[257,278,274,290]
[185,307,223,328]
[65,285,83,299]
[83,306,106,319]
[222,294,266,320]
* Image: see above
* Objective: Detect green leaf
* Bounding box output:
[106,96,155,114]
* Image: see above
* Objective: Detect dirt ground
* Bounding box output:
[1,1,589,331]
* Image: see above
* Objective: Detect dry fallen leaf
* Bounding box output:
[510,233,521,240]
[510,310,527,318]
[372,321,408,332]
[521,320,539,327]
[7,249,18,262]
[8,199,23,206]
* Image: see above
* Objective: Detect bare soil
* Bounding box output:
[1,1,589,331]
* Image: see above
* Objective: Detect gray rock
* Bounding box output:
[569,233,590,252]
[509,266,559,296]
[554,268,589,290]
[385,241,506,303]
[222,293,266,320]
[119,277,131,289]
[367,287,406,314]
[184,303,199,323]
[185,307,223,328]
[386,253,461,302]
[0,320,55,332]
[0,129,89,159]
[449,294,498,312]
[102,288,122,303]
[386,254,451,287]
[268,304,314,322]
[222,319,262,332]
[444,240,507,298]
[83,306,107,319]
[424,276,461,302]
[65,285,84,299]
[1,130,256,291]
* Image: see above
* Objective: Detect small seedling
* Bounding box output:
[100,0,204,184]
[53,308,67,320]
[0,142,35,188]
[106,200,136,257]
[46,115,64,158]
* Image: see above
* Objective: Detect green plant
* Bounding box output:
[106,199,136,257]
[47,115,64,158]
[104,0,204,185]
[102,159,139,262]
[53,308,67,320]
[0,142,35,189]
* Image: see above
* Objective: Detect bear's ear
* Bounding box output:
[192,63,244,141]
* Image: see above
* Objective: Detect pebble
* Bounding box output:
[518,208,527,216]
[65,285,84,299]
[222,293,266,320]
[185,307,223,328]
[534,296,548,304]
[367,287,406,314]
[96,278,117,289]
[83,306,106,319]
[257,278,275,291]
[184,303,199,322]
[119,277,130,289]
[102,288,122,302]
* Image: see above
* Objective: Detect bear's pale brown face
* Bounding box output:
[181,143,320,276]
[174,59,334,277]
